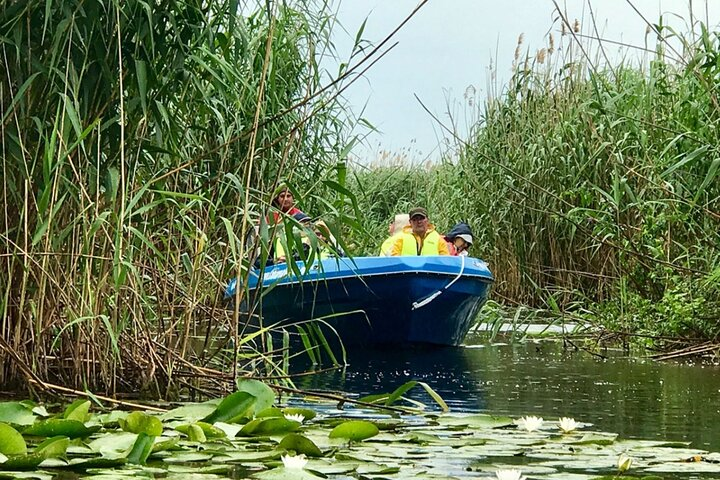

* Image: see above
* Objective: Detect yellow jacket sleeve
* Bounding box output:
[437,236,450,255]
[389,235,404,256]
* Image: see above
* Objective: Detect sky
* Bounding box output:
[330,0,720,162]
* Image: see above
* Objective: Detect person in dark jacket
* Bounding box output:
[444,222,474,256]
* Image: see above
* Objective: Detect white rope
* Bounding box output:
[411,254,466,310]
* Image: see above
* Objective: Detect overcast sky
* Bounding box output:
[330,1,720,162]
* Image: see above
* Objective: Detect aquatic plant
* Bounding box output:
[558,416,578,433]
[495,469,526,480]
[515,415,544,432]
[1,388,719,478]
[281,453,308,469]
[0,0,368,393]
[349,10,720,349]
[618,453,634,473]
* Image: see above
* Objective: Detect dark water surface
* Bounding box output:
[293,336,720,452]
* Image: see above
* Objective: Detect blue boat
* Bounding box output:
[225,256,494,347]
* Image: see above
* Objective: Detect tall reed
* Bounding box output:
[0,0,357,394]
[351,18,720,344]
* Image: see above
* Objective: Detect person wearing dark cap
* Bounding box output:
[389,207,450,256]
[273,211,313,263]
[270,183,306,224]
[444,222,474,256]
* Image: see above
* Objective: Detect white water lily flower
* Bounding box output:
[495,469,526,480]
[281,453,308,469]
[617,453,633,472]
[516,415,544,432]
[558,417,578,433]
[284,413,305,423]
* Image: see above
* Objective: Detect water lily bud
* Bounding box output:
[617,454,633,472]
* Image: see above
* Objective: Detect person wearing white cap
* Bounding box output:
[443,222,474,256]
[379,213,410,256]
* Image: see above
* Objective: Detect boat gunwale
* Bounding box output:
[252,268,495,290]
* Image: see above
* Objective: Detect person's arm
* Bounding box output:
[274,237,287,263]
[389,235,404,256]
[438,236,450,255]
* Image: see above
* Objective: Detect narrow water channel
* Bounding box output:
[293,335,720,452]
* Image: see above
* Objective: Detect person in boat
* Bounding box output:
[270,183,305,224]
[389,207,450,256]
[252,183,309,267]
[274,211,312,264]
[379,213,410,256]
[314,220,345,259]
[444,222,474,256]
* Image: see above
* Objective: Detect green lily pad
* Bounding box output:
[66,456,128,470]
[252,466,324,479]
[161,402,218,423]
[202,392,255,424]
[126,432,155,465]
[328,420,379,442]
[35,436,69,458]
[240,418,300,436]
[87,432,138,457]
[176,422,226,440]
[64,400,91,422]
[0,453,45,471]
[436,413,514,428]
[0,423,26,455]
[119,412,163,436]
[573,432,618,445]
[237,380,275,416]
[278,433,323,457]
[257,407,283,418]
[23,419,100,439]
[0,403,36,427]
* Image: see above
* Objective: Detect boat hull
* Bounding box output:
[227,256,493,347]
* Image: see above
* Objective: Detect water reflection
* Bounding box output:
[294,336,720,451]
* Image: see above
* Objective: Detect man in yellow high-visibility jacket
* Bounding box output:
[389,207,450,256]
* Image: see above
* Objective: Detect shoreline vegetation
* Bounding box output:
[2,0,719,398]
[350,14,719,358]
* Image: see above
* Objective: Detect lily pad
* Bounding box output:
[328,420,379,442]
[64,400,91,422]
[162,402,217,423]
[240,418,300,436]
[202,392,256,424]
[436,413,514,428]
[278,434,323,457]
[0,423,26,455]
[119,412,163,436]
[126,432,155,465]
[35,436,69,459]
[0,403,36,427]
[252,466,324,479]
[176,422,226,440]
[23,419,100,439]
[237,380,275,416]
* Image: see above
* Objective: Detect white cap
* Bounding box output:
[457,234,473,245]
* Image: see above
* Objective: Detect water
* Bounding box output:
[293,335,720,452]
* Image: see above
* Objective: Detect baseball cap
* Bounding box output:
[409,207,428,219]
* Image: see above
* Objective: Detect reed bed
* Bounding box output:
[0,1,360,395]
[351,15,720,347]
